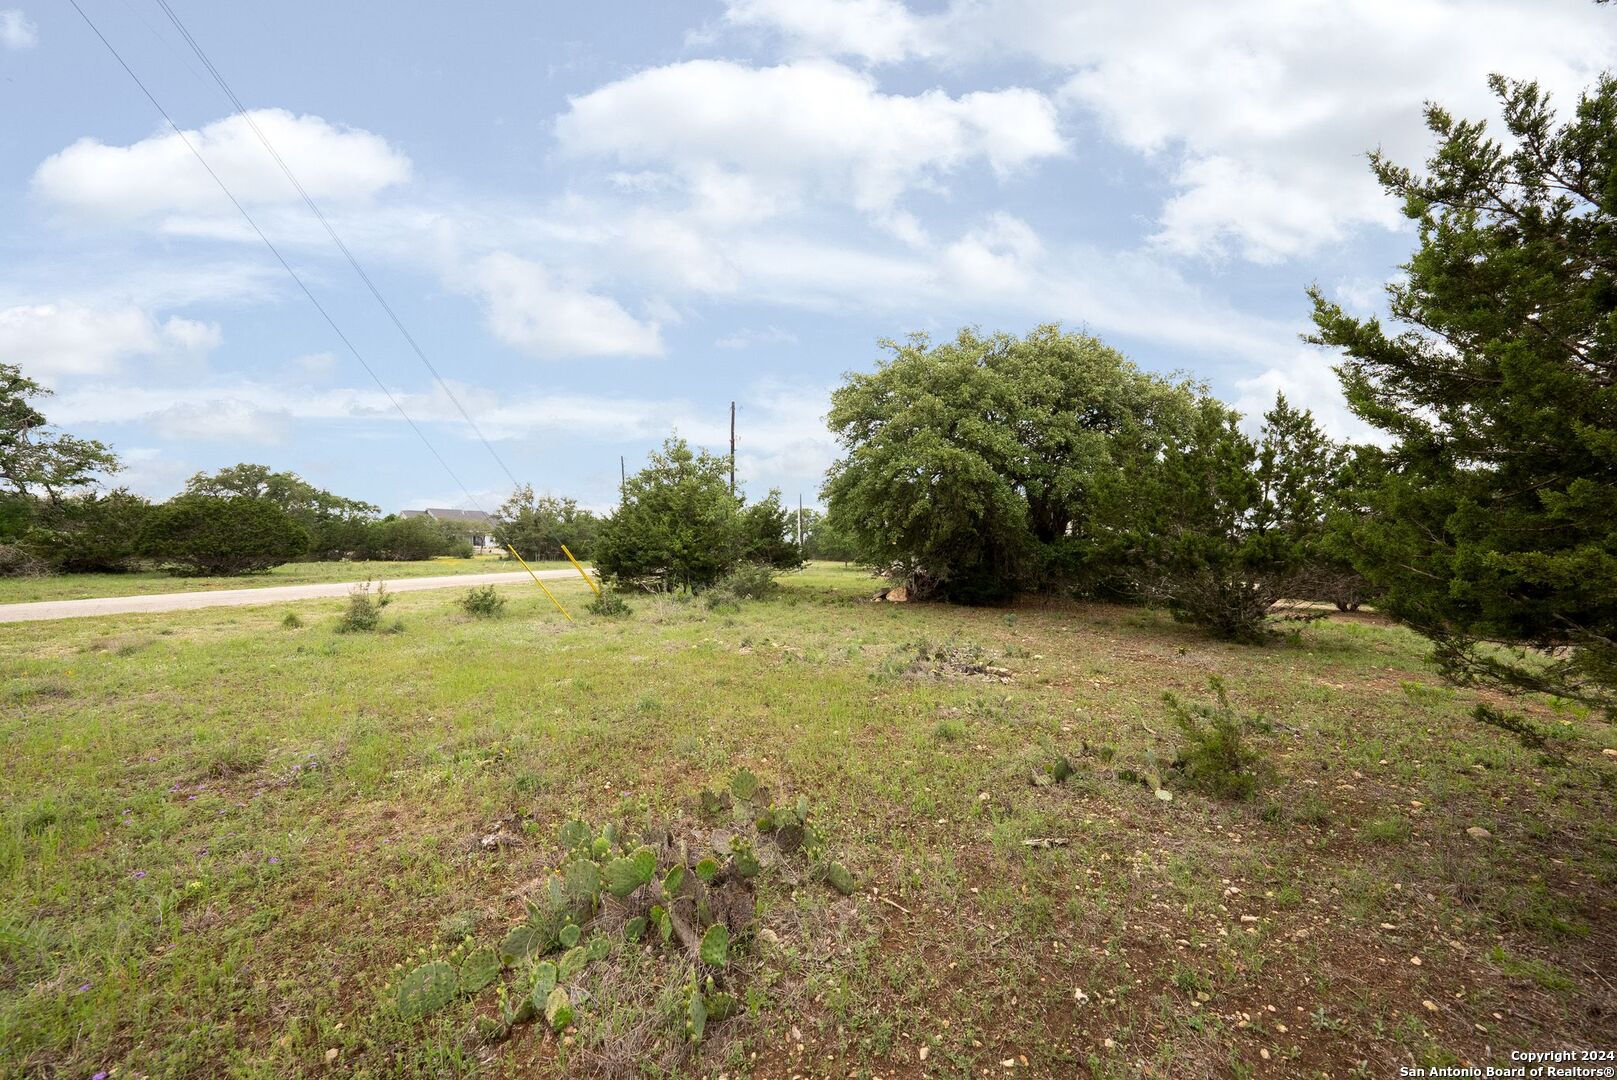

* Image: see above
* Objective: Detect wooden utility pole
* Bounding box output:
[620,455,626,504]
[729,401,736,497]
[797,494,804,554]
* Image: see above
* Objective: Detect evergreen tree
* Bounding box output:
[1310,74,1617,713]
[594,437,742,592]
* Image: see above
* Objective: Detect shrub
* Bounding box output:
[595,438,799,593]
[594,438,741,592]
[336,580,394,633]
[0,542,47,577]
[586,590,632,618]
[280,611,304,629]
[459,585,506,619]
[704,562,780,609]
[137,495,311,575]
[1164,678,1262,799]
[38,489,152,572]
[361,516,473,561]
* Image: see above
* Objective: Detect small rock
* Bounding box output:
[325,1048,339,1063]
[1074,987,1090,1006]
[758,928,780,945]
[479,831,520,850]
[1603,748,1616,758]
[1422,1000,1438,1012]
[1410,955,1422,966]
[1465,826,1492,840]
[919,1046,929,1061]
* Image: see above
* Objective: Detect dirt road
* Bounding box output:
[0,570,577,624]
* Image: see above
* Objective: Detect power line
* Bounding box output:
[150,0,524,496]
[65,0,492,515]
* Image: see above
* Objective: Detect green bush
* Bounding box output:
[1164,678,1262,799]
[703,562,780,609]
[336,580,394,633]
[137,495,311,575]
[586,590,632,618]
[36,488,152,572]
[459,585,506,618]
[361,516,473,561]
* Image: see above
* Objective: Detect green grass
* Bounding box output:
[1,563,1613,1078]
[0,556,575,605]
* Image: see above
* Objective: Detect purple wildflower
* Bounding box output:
[93,1072,108,1080]
[131,870,146,879]
[267,856,280,864]
[77,983,91,993]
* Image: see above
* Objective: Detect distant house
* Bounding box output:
[400,508,500,554]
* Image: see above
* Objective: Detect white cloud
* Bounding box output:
[32,109,410,222]
[465,251,663,360]
[720,0,929,64]
[0,302,220,379]
[149,399,291,444]
[1235,348,1381,445]
[715,325,799,350]
[289,351,339,377]
[555,60,1064,218]
[720,0,1617,262]
[1,8,36,48]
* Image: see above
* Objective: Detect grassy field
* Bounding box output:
[0,556,572,605]
[2,564,1613,1079]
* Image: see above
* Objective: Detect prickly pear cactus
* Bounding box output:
[603,846,657,898]
[544,986,574,1031]
[730,768,759,801]
[458,947,501,993]
[499,923,542,965]
[397,960,458,1019]
[699,924,730,967]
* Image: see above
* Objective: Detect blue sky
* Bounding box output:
[2,0,1612,514]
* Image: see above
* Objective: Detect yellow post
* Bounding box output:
[560,544,601,596]
[505,544,574,623]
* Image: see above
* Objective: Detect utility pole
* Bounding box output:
[797,494,804,555]
[729,401,736,498]
[619,455,626,504]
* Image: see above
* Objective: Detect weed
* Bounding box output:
[1364,816,1412,844]
[588,590,633,617]
[336,580,394,633]
[1164,678,1262,799]
[704,562,780,609]
[459,585,507,619]
[280,611,304,629]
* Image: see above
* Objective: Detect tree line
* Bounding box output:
[822,72,1616,717]
[0,72,1609,719]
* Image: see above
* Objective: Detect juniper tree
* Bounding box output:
[1309,74,1617,714]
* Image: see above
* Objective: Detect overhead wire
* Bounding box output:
[151,0,525,496]
[63,0,492,515]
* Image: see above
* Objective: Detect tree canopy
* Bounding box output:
[822,325,1197,603]
[0,363,119,503]
[493,486,600,560]
[1310,74,1617,713]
